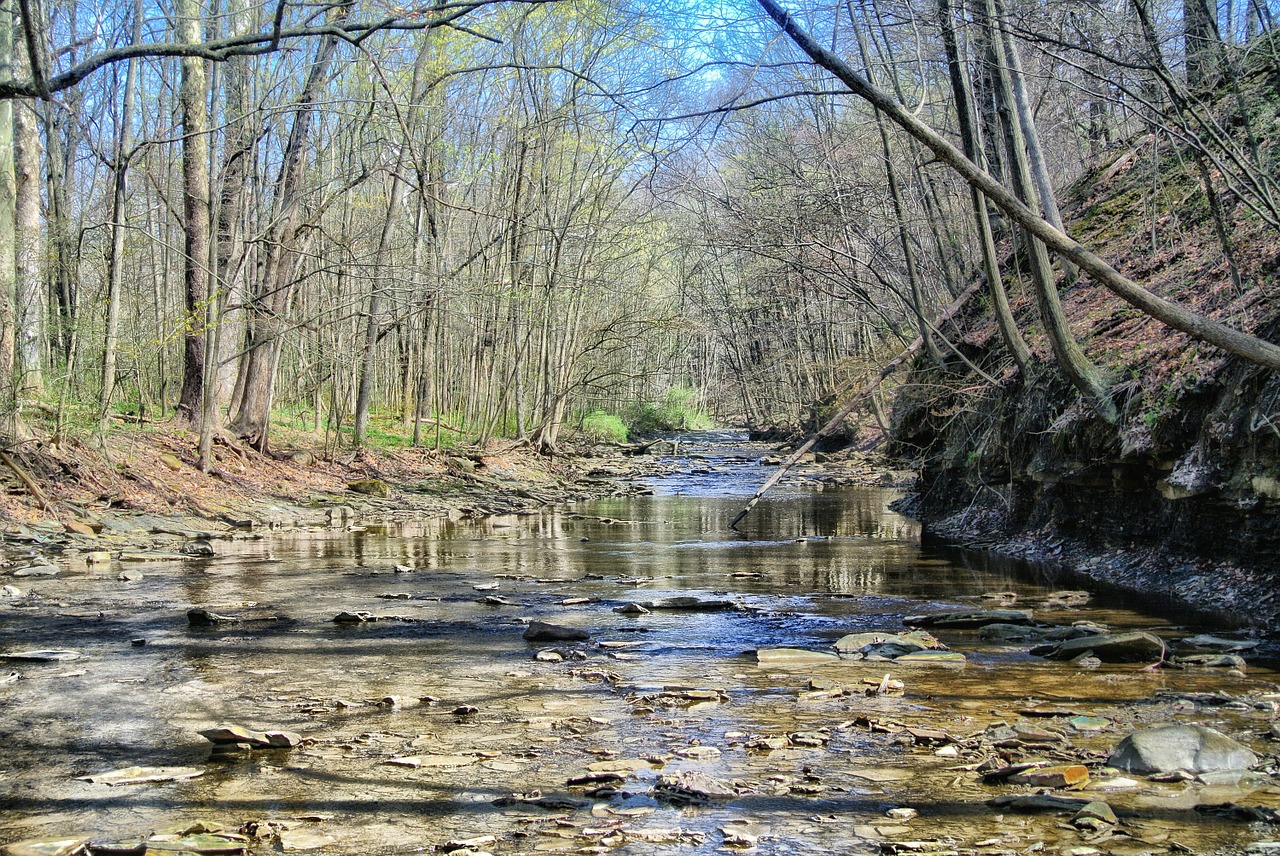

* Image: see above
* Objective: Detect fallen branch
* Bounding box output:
[728,278,985,531]
[0,450,56,514]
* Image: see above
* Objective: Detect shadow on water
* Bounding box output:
[1,431,1276,854]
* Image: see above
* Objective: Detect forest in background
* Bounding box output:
[0,0,1275,463]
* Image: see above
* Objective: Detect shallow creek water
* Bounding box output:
[1,433,1278,855]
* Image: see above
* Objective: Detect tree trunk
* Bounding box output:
[13,58,40,397]
[230,8,348,452]
[176,0,209,423]
[99,0,139,434]
[850,16,942,365]
[993,1,1076,282]
[937,0,1030,371]
[353,41,433,451]
[753,0,1280,374]
[983,0,1116,422]
[0,0,15,442]
[1185,0,1224,92]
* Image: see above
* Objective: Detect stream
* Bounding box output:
[1,431,1277,855]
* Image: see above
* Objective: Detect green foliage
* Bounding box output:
[624,386,714,436]
[581,410,629,443]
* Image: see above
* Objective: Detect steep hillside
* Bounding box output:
[889,53,1280,627]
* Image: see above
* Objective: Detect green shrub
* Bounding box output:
[624,387,713,435]
[581,410,629,443]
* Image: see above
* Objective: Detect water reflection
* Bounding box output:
[0,434,1272,855]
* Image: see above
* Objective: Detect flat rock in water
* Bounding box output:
[1,650,80,662]
[893,650,966,665]
[1009,764,1090,788]
[278,830,334,852]
[988,794,1093,814]
[1176,634,1261,653]
[978,623,1046,642]
[903,609,1034,628]
[1108,725,1257,774]
[755,648,840,666]
[333,611,375,624]
[523,620,589,642]
[187,608,239,625]
[78,765,205,786]
[200,726,302,748]
[11,564,59,577]
[653,770,735,802]
[847,768,912,783]
[1173,653,1247,668]
[1,839,87,856]
[1033,631,1166,663]
[637,596,736,611]
[119,551,190,562]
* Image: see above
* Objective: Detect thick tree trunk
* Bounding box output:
[176,0,209,423]
[753,0,1280,374]
[983,0,1116,422]
[0,0,15,442]
[230,10,348,452]
[1185,0,1224,92]
[13,65,41,397]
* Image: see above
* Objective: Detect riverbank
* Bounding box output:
[0,427,896,567]
[0,429,629,564]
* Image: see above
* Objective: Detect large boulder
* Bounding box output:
[1107,725,1257,774]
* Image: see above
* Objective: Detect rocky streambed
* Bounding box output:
[1,434,1279,856]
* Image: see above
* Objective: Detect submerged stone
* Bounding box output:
[0,650,80,662]
[78,765,205,786]
[1108,725,1257,774]
[893,650,966,664]
[1177,634,1260,653]
[637,596,736,611]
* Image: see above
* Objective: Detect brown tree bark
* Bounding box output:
[230,6,350,452]
[176,0,209,423]
[0,0,15,442]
